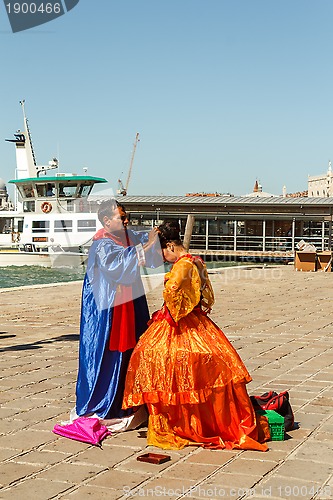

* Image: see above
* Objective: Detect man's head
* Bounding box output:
[97,200,129,232]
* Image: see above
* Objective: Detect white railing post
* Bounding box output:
[205,219,209,250]
[292,218,295,252]
[234,220,237,251]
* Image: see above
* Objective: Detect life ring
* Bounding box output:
[41,201,52,213]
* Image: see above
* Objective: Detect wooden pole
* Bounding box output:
[183,215,195,252]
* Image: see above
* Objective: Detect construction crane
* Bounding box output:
[117,132,140,196]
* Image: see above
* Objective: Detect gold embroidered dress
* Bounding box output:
[123,255,268,451]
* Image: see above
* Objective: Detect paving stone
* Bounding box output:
[201,471,257,489]
[69,445,137,467]
[185,448,239,465]
[41,437,91,454]
[30,420,60,431]
[11,406,62,422]
[290,441,333,464]
[0,478,73,499]
[0,461,42,487]
[107,429,149,448]
[294,411,328,430]
[0,407,22,419]
[86,468,149,490]
[218,456,278,477]
[275,459,333,483]
[301,403,332,415]
[130,476,197,498]
[36,462,106,483]
[0,429,54,452]
[13,449,70,465]
[66,485,123,498]
[0,418,27,434]
[1,398,37,411]
[162,462,218,480]
[259,475,325,500]
[0,448,20,461]
[257,437,302,453]
[312,430,333,442]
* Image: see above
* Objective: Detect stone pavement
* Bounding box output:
[0,265,332,500]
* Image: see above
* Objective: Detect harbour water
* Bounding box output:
[0,261,243,289]
[0,266,86,289]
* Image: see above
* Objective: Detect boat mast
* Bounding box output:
[20,100,37,168]
[9,100,39,180]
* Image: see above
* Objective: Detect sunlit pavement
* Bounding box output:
[0,265,332,499]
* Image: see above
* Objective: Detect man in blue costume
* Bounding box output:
[74,199,161,431]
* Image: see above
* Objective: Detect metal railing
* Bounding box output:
[189,234,330,253]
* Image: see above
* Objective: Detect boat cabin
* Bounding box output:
[9,174,107,214]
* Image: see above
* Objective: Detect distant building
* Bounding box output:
[0,179,13,210]
[243,180,278,197]
[285,189,308,198]
[186,192,233,197]
[308,162,333,197]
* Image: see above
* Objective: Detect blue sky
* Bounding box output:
[1,0,333,197]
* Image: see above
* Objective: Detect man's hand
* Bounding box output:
[144,227,159,249]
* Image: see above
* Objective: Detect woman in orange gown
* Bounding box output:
[123,221,268,451]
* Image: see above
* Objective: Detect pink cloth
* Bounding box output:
[53,417,110,445]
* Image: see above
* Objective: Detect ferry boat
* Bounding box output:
[0,102,107,267]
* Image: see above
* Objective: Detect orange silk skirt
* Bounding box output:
[123,308,268,451]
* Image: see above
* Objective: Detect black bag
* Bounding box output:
[250,390,294,432]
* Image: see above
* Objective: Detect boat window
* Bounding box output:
[59,184,78,197]
[77,220,96,232]
[0,218,13,233]
[23,201,36,212]
[78,185,92,197]
[46,184,55,196]
[36,185,46,197]
[32,221,50,233]
[22,184,34,198]
[54,220,73,232]
[58,184,66,197]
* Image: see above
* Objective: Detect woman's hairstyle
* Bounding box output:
[97,200,123,224]
[158,220,182,248]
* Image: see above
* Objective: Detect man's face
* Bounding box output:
[118,207,129,228]
[104,207,129,233]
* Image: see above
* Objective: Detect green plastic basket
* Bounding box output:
[257,409,285,441]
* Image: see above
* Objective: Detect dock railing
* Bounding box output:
[189,234,330,254]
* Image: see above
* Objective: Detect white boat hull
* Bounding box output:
[0,250,87,268]
[48,251,88,268]
[0,251,51,267]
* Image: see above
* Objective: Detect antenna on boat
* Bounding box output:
[20,100,37,167]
